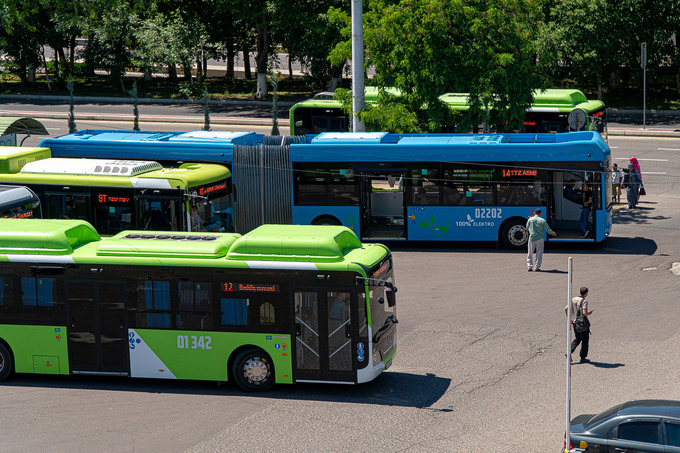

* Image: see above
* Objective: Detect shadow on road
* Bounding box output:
[3,371,451,408]
[578,361,626,369]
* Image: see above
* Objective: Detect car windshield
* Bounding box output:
[585,404,621,428]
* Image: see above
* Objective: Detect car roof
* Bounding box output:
[618,400,680,418]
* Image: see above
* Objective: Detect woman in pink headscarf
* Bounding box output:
[629,156,644,198]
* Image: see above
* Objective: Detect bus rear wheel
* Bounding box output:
[312,216,341,226]
[0,343,14,382]
[232,349,275,392]
[501,219,529,249]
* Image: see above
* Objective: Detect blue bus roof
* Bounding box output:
[292,132,610,163]
[39,129,263,162]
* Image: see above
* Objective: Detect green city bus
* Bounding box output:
[0,219,397,391]
[0,146,233,235]
[0,185,41,219]
[289,88,606,135]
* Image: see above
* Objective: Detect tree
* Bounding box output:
[331,0,549,133]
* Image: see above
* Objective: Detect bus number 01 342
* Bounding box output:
[177,335,212,350]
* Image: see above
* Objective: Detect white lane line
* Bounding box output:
[658,148,680,151]
[615,157,669,162]
[642,171,667,175]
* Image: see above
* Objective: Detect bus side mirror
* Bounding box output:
[386,287,396,307]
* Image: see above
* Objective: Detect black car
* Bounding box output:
[567,400,680,452]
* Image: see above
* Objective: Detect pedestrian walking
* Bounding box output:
[626,163,641,208]
[526,208,556,272]
[612,163,622,204]
[629,156,644,197]
[565,287,593,363]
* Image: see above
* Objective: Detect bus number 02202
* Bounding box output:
[475,208,502,219]
[177,335,212,350]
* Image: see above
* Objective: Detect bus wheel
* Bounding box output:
[501,219,528,249]
[232,349,275,392]
[312,216,341,226]
[0,343,14,382]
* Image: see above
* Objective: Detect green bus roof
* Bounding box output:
[0,148,230,188]
[0,147,51,173]
[0,220,387,271]
[439,89,605,113]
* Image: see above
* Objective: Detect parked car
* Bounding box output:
[567,399,680,452]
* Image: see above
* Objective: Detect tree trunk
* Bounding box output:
[69,35,76,74]
[242,45,251,79]
[28,65,36,84]
[168,64,177,80]
[57,47,68,76]
[226,45,235,78]
[288,57,293,79]
[327,63,344,91]
[52,46,61,81]
[144,68,152,82]
[255,0,269,98]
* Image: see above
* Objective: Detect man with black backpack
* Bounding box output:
[565,287,594,363]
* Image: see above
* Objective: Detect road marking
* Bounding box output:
[642,171,667,175]
[658,148,680,151]
[615,157,668,162]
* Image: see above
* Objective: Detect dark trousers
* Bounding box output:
[571,325,589,359]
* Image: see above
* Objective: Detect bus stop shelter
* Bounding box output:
[0,117,49,146]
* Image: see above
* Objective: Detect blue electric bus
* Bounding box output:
[289,131,612,248]
[41,130,612,248]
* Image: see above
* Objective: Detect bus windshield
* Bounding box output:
[190,179,233,232]
[365,256,397,368]
[0,185,41,219]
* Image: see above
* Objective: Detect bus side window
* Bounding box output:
[0,276,13,307]
[221,298,248,327]
[177,282,213,330]
[137,280,171,328]
[21,277,54,307]
[259,302,275,324]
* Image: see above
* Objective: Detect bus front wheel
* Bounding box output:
[232,348,275,392]
[0,343,14,382]
[501,219,528,249]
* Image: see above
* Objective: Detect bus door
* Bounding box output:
[135,190,183,231]
[292,289,355,383]
[44,190,90,221]
[551,170,597,240]
[359,171,406,240]
[66,280,129,375]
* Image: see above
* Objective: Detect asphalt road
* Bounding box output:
[1,131,680,451]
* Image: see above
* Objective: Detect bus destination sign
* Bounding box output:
[223,282,280,293]
[501,168,538,178]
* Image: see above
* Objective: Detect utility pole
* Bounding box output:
[351,0,366,132]
[641,42,647,130]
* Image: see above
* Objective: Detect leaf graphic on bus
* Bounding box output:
[429,215,435,225]
[467,214,474,222]
[417,220,432,228]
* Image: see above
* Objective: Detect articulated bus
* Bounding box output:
[289,88,607,135]
[40,130,612,248]
[0,147,232,235]
[0,185,41,219]
[290,131,613,248]
[0,219,397,390]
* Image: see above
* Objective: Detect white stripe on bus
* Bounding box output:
[245,261,319,270]
[5,254,75,264]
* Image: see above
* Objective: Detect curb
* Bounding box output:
[0,110,288,127]
[607,129,679,138]
[0,93,295,108]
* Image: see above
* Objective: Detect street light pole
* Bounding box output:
[641,42,647,130]
[351,0,366,132]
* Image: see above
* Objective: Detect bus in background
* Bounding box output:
[290,131,612,248]
[0,219,397,391]
[439,89,607,133]
[0,185,41,219]
[0,146,233,235]
[289,88,606,135]
[290,86,402,135]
